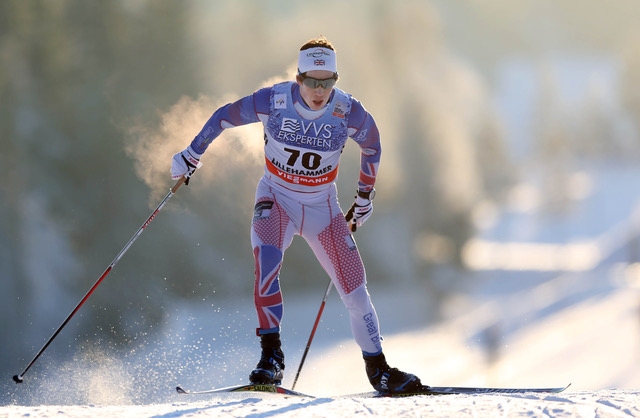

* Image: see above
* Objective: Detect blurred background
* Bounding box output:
[2,0,640,404]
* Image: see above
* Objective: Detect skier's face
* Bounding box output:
[297,70,337,110]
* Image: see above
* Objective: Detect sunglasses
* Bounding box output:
[299,74,337,89]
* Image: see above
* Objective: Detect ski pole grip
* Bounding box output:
[171,176,188,194]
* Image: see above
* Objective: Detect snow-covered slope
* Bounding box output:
[4,389,639,418]
[3,284,639,417]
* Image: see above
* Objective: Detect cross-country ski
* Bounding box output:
[175,383,570,398]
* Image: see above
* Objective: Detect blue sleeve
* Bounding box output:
[349,98,381,190]
[190,87,271,155]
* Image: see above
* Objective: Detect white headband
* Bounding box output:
[297,47,337,74]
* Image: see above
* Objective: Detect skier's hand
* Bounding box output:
[171,146,202,184]
[345,194,373,232]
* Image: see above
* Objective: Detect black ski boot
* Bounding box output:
[249,332,285,385]
[363,352,423,394]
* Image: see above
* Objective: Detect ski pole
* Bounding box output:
[291,279,333,390]
[13,176,187,384]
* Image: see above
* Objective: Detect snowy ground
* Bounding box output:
[3,282,639,417]
[3,389,639,418]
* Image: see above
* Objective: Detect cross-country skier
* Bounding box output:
[171,35,423,394]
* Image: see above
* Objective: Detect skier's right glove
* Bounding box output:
[171,146,202,184]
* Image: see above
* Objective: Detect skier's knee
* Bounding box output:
[340,284,371,312]
[253,245,284,278]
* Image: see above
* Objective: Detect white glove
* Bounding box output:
[345,191,374,232]
[171,146,202,183]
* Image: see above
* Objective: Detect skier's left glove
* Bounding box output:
[345,189,375,232]
[171,146,202,185]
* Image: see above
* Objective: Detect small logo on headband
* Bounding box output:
[314,59,325,66]
[307,48,331,58]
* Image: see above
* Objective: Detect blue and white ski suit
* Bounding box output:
[189,81,383,355]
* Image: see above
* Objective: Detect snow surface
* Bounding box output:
[3,389,639,418]
[3,285,639,417]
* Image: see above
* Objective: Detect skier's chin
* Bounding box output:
[310,99,327,110]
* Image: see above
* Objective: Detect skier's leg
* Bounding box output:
[251,193,295,334]
[304,209,382,353]
[303,197,423,393]
[249,183,296,384]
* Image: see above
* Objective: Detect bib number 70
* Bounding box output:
[284,147,322,170]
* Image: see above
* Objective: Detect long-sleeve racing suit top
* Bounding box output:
[189,81,381,194]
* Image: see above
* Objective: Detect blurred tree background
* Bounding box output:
[2,0,639,398]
